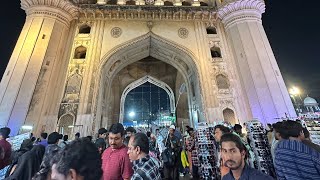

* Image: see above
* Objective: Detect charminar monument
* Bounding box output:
[0,0,296,136]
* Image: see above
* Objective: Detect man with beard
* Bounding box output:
[102,123,133,180]
[220,133,273,180]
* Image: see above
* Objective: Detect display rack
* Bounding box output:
[246,120,275,177]
[195,125,219,180]
[303,119,320,145]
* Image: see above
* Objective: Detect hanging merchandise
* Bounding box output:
[246,120,276,177]
[195,125,220,180]
[302,119,320,145]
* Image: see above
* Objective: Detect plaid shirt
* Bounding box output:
[131,155,161,180]
[186,136,199,166]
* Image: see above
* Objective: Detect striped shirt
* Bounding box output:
[274,139,320,180]
[186,136,199,166]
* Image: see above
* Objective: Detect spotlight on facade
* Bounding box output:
[129,111,135,118]
[68,125,75,128]
[21,125,33,130]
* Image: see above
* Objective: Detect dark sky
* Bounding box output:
[1,1,319,101]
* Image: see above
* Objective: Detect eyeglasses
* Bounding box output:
[199,144,214,149]
[254,141,269,147]
[250,126,264,131]
[250,134,266,139]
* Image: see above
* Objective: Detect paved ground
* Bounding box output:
[179,174,192,180]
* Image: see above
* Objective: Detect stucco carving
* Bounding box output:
[219,99,234,110]
[111,27,122,38]
[209,40,221,48]
[217,0,265,29]
[178,28,189,39]
[218,89,232,95]
[146,21,154,31]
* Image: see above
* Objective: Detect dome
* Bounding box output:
[304,97,318,106]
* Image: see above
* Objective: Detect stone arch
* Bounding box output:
[223,108,237,125]
[94,32,204,130]
[206,26,217,34]
[200,1,208,6]
[119,75,175,123]
[164,1,173,6]
[58,113,75,136]
[210,46,222,58]
[182,1,191,6]
[79,24,91,34]
[126,0,136,5]
[74,46,87,59]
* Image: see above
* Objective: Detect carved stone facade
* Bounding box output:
[0,0,296,136]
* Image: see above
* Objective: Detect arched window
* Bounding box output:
[107,0,117,4]
[216,74,229,89]
[126,0,135,5]
[74,46,87,59]
[223,108,236,125]
[164,1,173,6]
[58,114,74,136]
[200,2,208,6]
[182,1,191,6]
[206,27,217,34]
[210,47,222,58]
[79,24,91,34]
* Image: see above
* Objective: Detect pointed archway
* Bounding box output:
[223,108,237,125]
[119,75,175,123]
[93,32,204,131]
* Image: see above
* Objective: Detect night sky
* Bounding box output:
[1,1,319,101]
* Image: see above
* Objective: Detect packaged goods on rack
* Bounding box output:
[246,120,275,177]
[195,126,219,180]
[303,119,320,145]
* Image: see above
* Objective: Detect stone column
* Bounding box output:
[217,0,296,124]
[0,0,78,135]
[76,20,105,136]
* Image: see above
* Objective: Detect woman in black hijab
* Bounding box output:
[5,139,34,178]
[5,145,45,180]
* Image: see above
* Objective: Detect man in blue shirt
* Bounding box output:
[220,133,273,180]
[274,120,320,180]
[38,132,48,147]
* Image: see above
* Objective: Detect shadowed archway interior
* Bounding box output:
[94,33,204,130]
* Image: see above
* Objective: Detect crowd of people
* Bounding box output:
[0,119,319,180]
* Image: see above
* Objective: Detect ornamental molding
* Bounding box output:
[219,98,234,109]
[78,6,218,21]
[209,40,221,48]
[21,0,79,25]
[217,0,265,29]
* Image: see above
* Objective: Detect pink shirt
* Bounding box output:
[102,145,133,180]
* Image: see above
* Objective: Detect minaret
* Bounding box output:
[217,0,296,123]
[0,0,78,135]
